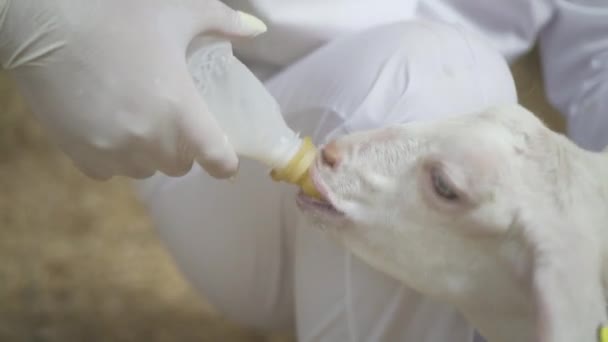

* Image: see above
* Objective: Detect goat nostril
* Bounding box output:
[321,141,341,169]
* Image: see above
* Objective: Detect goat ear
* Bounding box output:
[517,213,606,342]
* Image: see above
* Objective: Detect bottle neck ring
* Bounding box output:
[270,136,321,198]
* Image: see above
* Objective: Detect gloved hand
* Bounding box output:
[0,0,266,179]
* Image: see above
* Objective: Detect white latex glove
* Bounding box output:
[0,0,266,179]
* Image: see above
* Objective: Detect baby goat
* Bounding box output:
[297,104,608,342]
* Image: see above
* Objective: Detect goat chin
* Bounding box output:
[301,103,608,342]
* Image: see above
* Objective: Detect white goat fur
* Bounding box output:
[298,104,608,342]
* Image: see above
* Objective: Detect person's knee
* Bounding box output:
[267,20,517,135]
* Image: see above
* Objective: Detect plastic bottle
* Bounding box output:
[187,38,321,198]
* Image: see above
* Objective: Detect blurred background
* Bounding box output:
[0,48,563,342]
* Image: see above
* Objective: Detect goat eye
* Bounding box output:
[431,168,458,201]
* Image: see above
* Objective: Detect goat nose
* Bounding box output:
[321,141,341,169]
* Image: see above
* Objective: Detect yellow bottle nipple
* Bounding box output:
[270,137,322,199]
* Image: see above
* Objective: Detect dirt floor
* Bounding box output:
[0,49,562,342]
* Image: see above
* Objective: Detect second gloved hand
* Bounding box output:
[0,0,266,179]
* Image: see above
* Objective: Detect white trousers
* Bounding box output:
[135,20,516,342]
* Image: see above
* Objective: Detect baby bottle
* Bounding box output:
[187,38,321,198]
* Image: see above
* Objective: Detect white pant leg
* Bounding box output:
[265,20,515,342]
[134,159,295,331]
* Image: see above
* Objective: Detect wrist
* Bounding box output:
[0,0,9,68]
[0,0,66,70]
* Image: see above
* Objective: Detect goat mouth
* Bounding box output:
[296,170,343,215]
[296,191,343,215]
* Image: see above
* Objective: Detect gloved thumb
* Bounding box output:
[178,71,239,179]
[192,2,267,39]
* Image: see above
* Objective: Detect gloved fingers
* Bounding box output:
[153,150,194,177]
[132,99,201,178]
[53,140,115,181]
[74,158,114,181]
[176,69,239,179]
[190,1,267,39]
[147,133,195,178]
[159,157,194,177]
[73,145,156,180]
[125,165,157,180]
[111,166,155,179]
